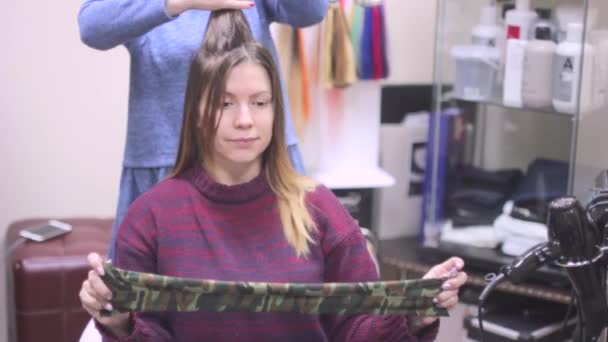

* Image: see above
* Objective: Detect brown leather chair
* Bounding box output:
[6,218,112,342]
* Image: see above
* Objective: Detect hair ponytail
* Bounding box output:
[201,9,254,54]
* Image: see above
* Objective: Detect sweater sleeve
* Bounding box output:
[321,232,439,342]
[96,199,173,341]
[263,0,328,27]
[78,0,174,50]
[313,184,439,341]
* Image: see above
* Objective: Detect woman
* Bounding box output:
[78,0,329,259]
[79,10,467,341]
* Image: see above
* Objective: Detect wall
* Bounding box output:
[384,0,438,84]
[0,1,128,341]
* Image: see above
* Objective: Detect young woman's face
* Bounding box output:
[208,61,274,169]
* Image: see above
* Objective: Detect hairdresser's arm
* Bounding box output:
[78,0,253,50]
[78,0,175,50]
[263,0,329,27]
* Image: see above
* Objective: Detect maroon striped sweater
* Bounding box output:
[98,166,438,341]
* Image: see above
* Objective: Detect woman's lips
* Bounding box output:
[228,137,259,146]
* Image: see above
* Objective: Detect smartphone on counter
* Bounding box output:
[19,220,72,242]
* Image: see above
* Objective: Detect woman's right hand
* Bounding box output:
[79,253,132,337]
[165,0,255,17]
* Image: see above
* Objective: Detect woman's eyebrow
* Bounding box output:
[250,91,272,97]
[223,91,271,97]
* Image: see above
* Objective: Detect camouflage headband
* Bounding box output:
[100,262,448,317]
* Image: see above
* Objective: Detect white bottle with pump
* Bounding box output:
[522,26,556,109]
[502,0,537,107]
[472,4,501,48]
[552,23,594,114]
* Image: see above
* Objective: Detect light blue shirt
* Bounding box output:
[79,0,328,167]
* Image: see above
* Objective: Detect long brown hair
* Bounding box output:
[172,10,318,257]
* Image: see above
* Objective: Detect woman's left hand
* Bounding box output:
[410,257,468,330]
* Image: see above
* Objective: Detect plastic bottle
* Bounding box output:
[522,26,556,109]
[472,4,501,48]
[504,0,537,41]
[500,3,515,25]
[502,0,537,108]
[552,23,594,114]
[471,2,502,98]
[451,45,500,101]
[528,8,557,41]
[497,3,515,51]
[495,3,514,87]
[555,3,584,42]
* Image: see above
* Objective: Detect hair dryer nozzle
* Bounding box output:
[548,197,601,261]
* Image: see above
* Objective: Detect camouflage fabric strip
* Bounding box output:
[100,262,448,317]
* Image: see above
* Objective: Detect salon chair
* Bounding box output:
[5,218,113,342]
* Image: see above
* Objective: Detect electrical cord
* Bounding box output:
[477,272,505,342]
[605,271,608,342]
[477,299,486,342]
[578,300,584,342]
[560,289,575,340]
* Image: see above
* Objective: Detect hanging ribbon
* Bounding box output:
[320,0,357,88]
[350,2,364,68]
[354,0,389,80]
[275,24,311,138]
[296,29,311,122]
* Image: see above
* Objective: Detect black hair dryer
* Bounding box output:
[480,171,608,342]
[547,196,607,342]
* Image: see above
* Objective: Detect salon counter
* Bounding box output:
[378,237,572,305]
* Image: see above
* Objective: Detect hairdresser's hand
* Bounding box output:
[409,257,467,332]
[79,253,131,337]
[166,0,255,16]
